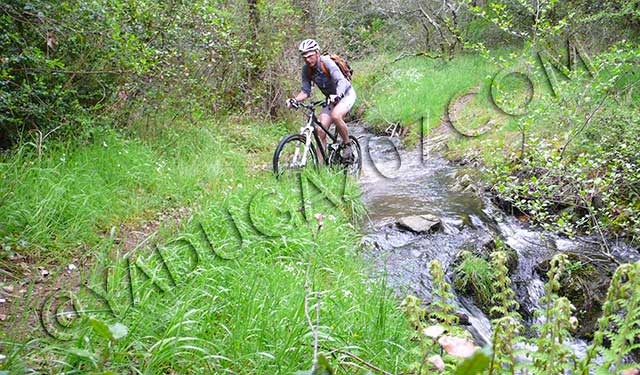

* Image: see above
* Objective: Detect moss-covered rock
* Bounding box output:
[459,236,518,274]
[451,237,520,316]
[534,252,613,339]
[452,250,495,315]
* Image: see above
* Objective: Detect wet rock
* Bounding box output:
[478,236,496,253]
[456,312,471,326]
[534,252,613,339]
[468,214,487,229]
[452,168,485,195]
[452,174,473,192]
[441,217,465,235]
[459,174,473,187]
[464,183,482,195]
[397,214,441,234]
[422,302,471,327]
[424,134,450,153]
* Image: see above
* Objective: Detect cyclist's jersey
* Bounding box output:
[301,55,352,98]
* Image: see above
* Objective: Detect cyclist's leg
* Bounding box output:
[330,89,356,144]
[317,113,331,163]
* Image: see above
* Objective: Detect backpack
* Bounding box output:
[307,54,353,82]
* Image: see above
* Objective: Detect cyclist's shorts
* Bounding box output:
[321,88,356,117]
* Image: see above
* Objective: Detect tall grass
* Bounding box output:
[354,53,498,134]
[0,118,288,265]
[1,112,416,373]
[2,169,414,374]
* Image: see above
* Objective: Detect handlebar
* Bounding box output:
[290,94,344,111]
[293,99,327,110]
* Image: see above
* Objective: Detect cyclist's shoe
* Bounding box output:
[342,144,354,164]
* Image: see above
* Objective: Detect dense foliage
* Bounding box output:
[1,0,313,148]
[2,0,637,148]
[1,0,639,373]
[401,253,640,375]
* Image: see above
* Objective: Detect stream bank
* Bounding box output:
[353,124,639,349]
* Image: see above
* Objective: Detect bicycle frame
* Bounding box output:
[298,101,340,163]
[274,99,360,177]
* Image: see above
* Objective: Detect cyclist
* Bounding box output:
[286,39,357,161]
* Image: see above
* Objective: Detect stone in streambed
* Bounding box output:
[397,214,441,233]
[441,217,465,234]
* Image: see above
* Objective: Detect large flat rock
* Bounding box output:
[397,214,441,233]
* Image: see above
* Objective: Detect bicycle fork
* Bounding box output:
[295,118,315,167]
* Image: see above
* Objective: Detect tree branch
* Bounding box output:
[11,67,129,75]
[318,345,399,375]
[393,51,443,63]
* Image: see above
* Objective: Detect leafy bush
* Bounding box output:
[0,0,316,148]
[489,44,640,243]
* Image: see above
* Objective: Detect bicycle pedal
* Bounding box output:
[342,155,355,165]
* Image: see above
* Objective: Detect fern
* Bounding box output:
[489,250,520,320]
[429,260,459,327]
[489,316,521,375]
[530,253,578,375]
[401,294,439,375]
[401,294,426,329]
[488,250,523,375]
[579,262,640,374]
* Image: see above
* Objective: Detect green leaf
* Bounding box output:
[312,354,334,375]
[67,347,98,362]
[454,347,492,375]
[109,322,129,340]
[89,317,114,341]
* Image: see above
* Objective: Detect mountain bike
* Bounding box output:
[273,99,362,178]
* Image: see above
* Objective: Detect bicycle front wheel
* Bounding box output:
[272,134,318,177]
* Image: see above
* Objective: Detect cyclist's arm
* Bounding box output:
[324,57,351,97]
[294,91,309,102]
[300,64,312,99]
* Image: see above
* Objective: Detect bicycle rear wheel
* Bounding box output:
[344,136,363,178]
[272,134,318,177]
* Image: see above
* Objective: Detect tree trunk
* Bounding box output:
[247,0,260,40]
[246,0,261,88]
[294,0,316,34]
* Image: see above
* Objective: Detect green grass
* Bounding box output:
[453,252,495,311]
[352,50,585,163]
[2,168,414,374]
[0,118,289,266]
[0,114,416,374]
[353,53,499,140]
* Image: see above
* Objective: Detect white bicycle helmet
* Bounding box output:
[298,39,319,54]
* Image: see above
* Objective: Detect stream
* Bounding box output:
[354,126,640,353]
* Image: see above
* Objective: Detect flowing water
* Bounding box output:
[355,127,640,349]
